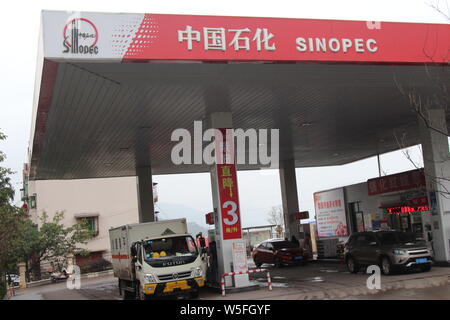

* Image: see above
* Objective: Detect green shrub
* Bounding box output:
[0,280,6,299]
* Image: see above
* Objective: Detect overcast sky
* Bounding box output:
[0,0,448,227]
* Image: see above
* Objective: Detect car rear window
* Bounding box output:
[379,232,397,245]
[355,234,368,245]
[271,241,296,249]
[348,234,358,245]
[379,232,416,245]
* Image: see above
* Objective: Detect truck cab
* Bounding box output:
[131,234,205,299]
[109,219,207,300]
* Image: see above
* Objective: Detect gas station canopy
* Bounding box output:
[29,11,450,180]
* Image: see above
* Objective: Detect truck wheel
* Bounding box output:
[139,291,147,300]
[122,288,135,300]
[137,284,152,300]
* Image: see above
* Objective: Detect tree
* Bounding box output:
[0,129,20,296]
[0,129,94,287]
[393,1,450,198]
[35,212,94,276]
[0,131,13,207]
[13,211,95,281]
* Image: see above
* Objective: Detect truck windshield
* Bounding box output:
[142,236,198,267]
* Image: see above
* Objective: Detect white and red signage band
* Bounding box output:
[367,168,426,196]
[121,14,449,63]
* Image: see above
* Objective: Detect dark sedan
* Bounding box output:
[252,239,308,267]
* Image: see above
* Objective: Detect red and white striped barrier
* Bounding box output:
[221,268,272,296]
[9,286,15,297]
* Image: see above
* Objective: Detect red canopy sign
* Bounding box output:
[122,14,449,64]
[367,169,426,196]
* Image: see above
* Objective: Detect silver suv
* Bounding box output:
[344,231,433,275]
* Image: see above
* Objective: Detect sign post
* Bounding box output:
[209,113,250,288]
[232,241,248,285]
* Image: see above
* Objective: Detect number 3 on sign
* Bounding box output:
[222,200,238,225]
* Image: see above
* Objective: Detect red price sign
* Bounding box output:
[217,163,242,240]
[293,211,309,220]
[214,128,242,240]
[205,212,214,225]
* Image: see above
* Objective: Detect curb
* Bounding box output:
[27,279,51,288]
[17,270,115,289]
[81,269,114,279]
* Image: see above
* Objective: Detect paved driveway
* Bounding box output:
[8,262,450,300]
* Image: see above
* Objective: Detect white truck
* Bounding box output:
[109,218,206,300]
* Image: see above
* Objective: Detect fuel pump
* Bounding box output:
[201,229,218,287]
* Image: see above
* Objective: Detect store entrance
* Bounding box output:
[387,211,426,240]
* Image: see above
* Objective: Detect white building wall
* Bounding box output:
[27,176,140,260]
[344,182,385,224]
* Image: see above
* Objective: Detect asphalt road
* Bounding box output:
[9,262,450,300]
[10,275,120,300]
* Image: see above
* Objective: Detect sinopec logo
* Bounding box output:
[63,18,99,55]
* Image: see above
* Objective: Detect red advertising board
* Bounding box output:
[215,128,242,240]
[205,212,214,225]
[367,169,426,196]
[122,14,449,64]
[293,211,310,220]
[217,162,242,240]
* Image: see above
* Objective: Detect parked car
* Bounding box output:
[252,238,309,267]
[5,274,20,286]
[344,231,433,275]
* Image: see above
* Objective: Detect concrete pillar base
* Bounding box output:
[18,262,27,289]
[66,253,75,266]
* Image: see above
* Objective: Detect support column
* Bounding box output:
[418,108,450,263]
[18,262,27,289]
[66,253,74,267]
[279,158,299,240]
[136,167,155,223]
[208,112,250,288]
